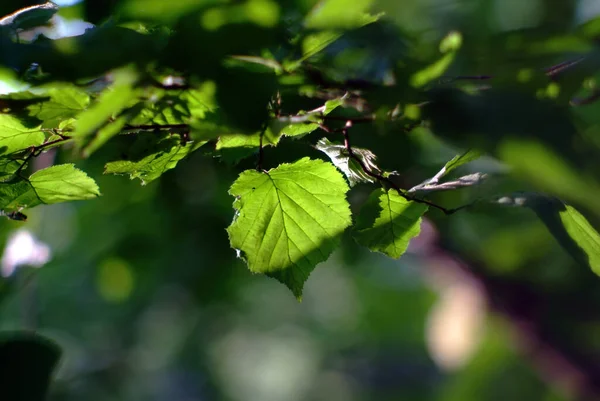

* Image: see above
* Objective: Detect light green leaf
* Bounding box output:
[104,134,206,184]
[0,114,44,156]
[227,158,352,298]
[498,193,600,276]
[411,52,456,88]
[0,164,100,211]
[315,137,380,186]
[354,188,428,258]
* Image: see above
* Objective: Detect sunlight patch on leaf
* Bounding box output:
[354,188,428,258]
[227,158,352,298]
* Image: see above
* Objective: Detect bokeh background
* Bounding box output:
[1,0,600,400]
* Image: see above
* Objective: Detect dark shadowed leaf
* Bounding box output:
[354,188,428,258]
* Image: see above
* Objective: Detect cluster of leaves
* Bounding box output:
[0,0,599,299]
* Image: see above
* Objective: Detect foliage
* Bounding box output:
[0,0,598,399]
[0,0,597,302]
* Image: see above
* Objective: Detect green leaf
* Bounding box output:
[315,137,380,186]
[499,140,600,214]
[104,134,205,184]
[0,164,100,211]
[227,158,352,298]
[413,149,483,190]
[498,193,600,276]
[411,32,462,88]
[0,114,44,156]
[26,86,90,125]
[304,0,381,30]
[354,188,428,258]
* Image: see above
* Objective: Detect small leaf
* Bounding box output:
[315,137,380,186]
[354,188,428,258]
[411,149,482,190]
[0,164,100,211]
[498,193,600,276]
[227,158,352,298]
[104,133,205,184]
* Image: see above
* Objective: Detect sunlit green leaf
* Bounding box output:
[227,158,352,298]
[0,164,100,211]
[104,133,206,184]
[354,188,428,258]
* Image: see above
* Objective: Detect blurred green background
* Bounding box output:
[1,0,600,400]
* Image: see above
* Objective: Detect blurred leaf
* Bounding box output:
[72,70,138,146]
[499,140,600,214]
[118,0,208,23]
[0,114,44,156]
[227,158,351,298]
[0,1,58,30]
[498,193,600,277]
[411,32,462,88]
[315,137,380,186]
[353,188,428,258]
[0,331,61,401]
[0,164,100,212]
[104,133,206,184]
[304,0,381,30]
